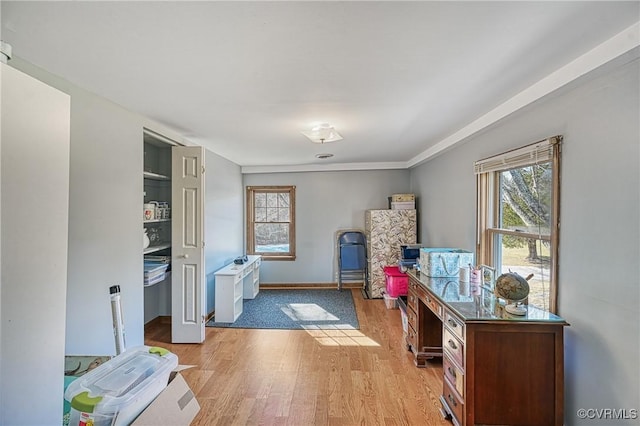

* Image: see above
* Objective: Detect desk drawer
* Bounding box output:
[443,354,464,399]
[443,327,464,368]
[408,288,419,313]
[444,310,464,341]
[407,305,417,330]
[407,291,418,312]
[443,376,464,426]
[424,292,443,319]
[413,281,428,304]
[407,324,417,351]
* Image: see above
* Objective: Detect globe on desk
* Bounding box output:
[495,271,532,316]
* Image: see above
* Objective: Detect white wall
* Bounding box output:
[0,70,3,422]
[64,83,145,355]
[205,149,244,314]
[10,57,248,354]
[1,63,70,425]
[410,57,639,425]
[243,169,411,283]
[9,58,183,355]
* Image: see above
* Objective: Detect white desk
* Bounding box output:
[213,255,261,322]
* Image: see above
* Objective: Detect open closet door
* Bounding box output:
[171,146,205,343]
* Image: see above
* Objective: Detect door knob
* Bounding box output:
[179,254,189,259]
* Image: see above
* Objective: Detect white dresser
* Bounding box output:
[213,255,261,322]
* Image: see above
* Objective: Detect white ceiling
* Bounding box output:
[2,1,639,172]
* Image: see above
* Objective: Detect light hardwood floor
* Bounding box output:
[144,289,450,426]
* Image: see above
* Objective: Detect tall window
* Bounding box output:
[475,136,561,312]
[246,186,296,260]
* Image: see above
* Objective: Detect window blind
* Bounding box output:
[474,136,562,174]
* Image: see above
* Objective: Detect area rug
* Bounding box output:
[206,289,359,330]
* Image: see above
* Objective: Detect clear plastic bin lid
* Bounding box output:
[65,346,178,414]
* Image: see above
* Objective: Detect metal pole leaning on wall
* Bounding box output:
[110,285,126,355]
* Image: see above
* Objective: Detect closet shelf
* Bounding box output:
[144,243,171,255]
[144,219,171,224]
[143,171,170,181]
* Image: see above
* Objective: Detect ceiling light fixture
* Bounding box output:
[301,122,343,144]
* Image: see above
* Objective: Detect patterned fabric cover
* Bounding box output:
[365,209,417,298]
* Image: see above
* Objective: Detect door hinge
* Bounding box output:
[202,241,205,248]
[201,165,205,174]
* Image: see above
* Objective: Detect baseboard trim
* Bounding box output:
[260,282,363,290]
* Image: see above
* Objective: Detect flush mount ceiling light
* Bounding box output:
[301,122,343,144]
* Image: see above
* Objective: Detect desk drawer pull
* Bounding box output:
[448,339,458,350]
[447,318,458,328]
[448,393,458,407]
[447,366,456,378]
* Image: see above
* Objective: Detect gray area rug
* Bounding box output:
[206,289,359,330]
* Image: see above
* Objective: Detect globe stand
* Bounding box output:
[505,301,527,316]
[495,271,533,317]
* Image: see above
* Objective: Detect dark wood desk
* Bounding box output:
[406,270,568,426]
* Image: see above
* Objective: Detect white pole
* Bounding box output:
[109,285,126,355]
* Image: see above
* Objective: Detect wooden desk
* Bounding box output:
[406,270,568,426]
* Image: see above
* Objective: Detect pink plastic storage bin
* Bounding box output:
[383,266,408,297]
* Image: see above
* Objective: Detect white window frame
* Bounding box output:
[475,136,562,313]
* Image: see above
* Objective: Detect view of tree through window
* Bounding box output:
[476,136,561,313]
[498,163,552,310]
[254,192,290,252]
[246,186,296,260]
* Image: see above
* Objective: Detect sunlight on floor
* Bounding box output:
[302,327,381,347]
[278,302,371,345]
[280,303,340,321]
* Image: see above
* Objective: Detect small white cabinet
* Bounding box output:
[245,256,262,299]
[214,255,261,322]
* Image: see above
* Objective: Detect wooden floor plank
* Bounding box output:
[144,289,450,425]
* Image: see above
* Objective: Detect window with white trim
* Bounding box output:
[475,136,562,313]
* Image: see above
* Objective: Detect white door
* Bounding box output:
[171,146,205,343]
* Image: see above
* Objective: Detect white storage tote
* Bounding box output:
[419,248,474,277]
[64,345,178,426]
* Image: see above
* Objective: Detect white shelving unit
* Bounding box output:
[214,255,261,322]
[143,134,172,260]
[143,132,173,325]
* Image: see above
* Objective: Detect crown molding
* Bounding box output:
[241,161,408,174]
[406,20,640,169]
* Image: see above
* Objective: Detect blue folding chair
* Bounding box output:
[337,231,368,291]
